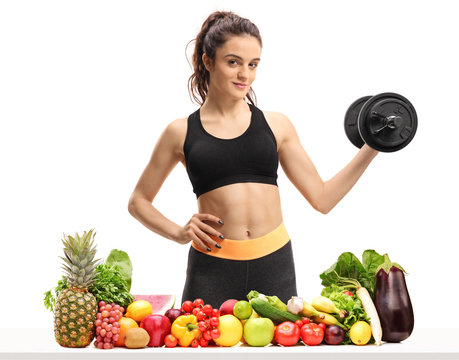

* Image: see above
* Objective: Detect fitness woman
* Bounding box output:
[127,11,379,307]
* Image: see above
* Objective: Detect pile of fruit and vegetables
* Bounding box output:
[44,229,414,349]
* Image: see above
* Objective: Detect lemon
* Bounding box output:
[214,315,243,347]
[349,321,371,345]
[125,300,153,323]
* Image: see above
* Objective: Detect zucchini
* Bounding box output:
[250,298,302,325]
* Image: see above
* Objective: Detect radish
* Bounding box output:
[356,287,382,346]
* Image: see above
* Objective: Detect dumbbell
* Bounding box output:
[344,92,418,152]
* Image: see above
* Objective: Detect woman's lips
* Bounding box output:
[233,82,247,89]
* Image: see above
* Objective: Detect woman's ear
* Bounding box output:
[202,53,212,72]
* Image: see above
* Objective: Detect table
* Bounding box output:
[0,328,458,360]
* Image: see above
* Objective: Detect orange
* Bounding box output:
[125,300,153,323]
[115,317,139,347]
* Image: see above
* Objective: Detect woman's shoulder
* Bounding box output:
[261,109,296,149]
[161,116,189,163]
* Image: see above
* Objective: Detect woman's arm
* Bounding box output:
[277,113,378,214]
[128,119,184,242]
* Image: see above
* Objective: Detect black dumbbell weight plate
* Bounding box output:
[344,95,372,149]
[358,92,418,152]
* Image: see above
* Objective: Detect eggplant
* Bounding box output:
[374,255,414,343]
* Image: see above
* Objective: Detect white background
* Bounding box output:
[1,0,458,330]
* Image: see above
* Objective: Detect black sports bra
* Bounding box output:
[183,102,279,199]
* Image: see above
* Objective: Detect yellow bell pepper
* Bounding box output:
[171,314,201,347]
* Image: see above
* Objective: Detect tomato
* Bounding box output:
[295,320,303,329]
[300,323,324,346]
[317,322,327,331]
[197,311,207,321]
[203,330,212,341]
[302,317,310,325]
[202,304,213,317]
[343,290,354,298]
[274,321,301,346]
[193,298,205,308]
[192,307,201,317]
[210,317,219,327]
[210,328,221,339]
[191,338,199,347]
[182,301,194,313]
[211,309,220,318]
[164,334,178,348]
[199,336,209,347]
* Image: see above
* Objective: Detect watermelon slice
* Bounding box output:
[133,295,176,315]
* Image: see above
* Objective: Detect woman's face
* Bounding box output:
[203,35,261,99]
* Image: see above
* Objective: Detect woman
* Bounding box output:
[127,11,378,307]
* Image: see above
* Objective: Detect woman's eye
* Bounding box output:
[228,60,258,68]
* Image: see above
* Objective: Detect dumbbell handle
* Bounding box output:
[370,112,403,134]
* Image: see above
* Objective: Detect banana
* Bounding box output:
[301,301,322,318]
[311,296,348,319]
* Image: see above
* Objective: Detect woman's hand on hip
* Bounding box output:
[176,213,224,251]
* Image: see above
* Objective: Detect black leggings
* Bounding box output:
[181,240,298,308]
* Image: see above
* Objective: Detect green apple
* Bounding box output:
[243,318,275,346]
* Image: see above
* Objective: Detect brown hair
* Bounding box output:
[186,11,262,106]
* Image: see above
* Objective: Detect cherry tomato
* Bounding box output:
[274,321,301,346]
[302,317,310,325]
[203,330,212,341]
[202,304,213,317]
[193,298,205,308]
[211,309,220,318]
[164,334,177,348]
[191,338,199,348]
[300,323,324,346]
[343,290,354,298]
[192,307,201,317]
[182,301,194,314]
[197,311,207,321]
[210,317,219,327]
[318,322,327,331]
[295,320,303,329]
[210,328,221,339]
[198,321,207,332]
[199,336,209,347]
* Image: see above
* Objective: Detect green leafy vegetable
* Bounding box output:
[106,249,133,291]
[44,249,135,311]
[320,249,384,298]
[43,276,67,312]
[90,263,134,307]
[321,284,372,344]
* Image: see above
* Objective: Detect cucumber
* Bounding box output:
[250,298,302,324]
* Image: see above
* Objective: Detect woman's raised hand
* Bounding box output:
[176,213,224,251]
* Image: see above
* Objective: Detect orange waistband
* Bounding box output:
[191,222,290,260]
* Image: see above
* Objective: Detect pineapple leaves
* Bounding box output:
[45,229,133,312]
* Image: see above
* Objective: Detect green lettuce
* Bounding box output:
[106,249,133,291]
[321,284,372,344]
[319,249,384,298]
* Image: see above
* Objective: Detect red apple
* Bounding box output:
[140,315,171,347]
[219,299,238,316]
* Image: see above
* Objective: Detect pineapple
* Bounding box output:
[54,229,101,347]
